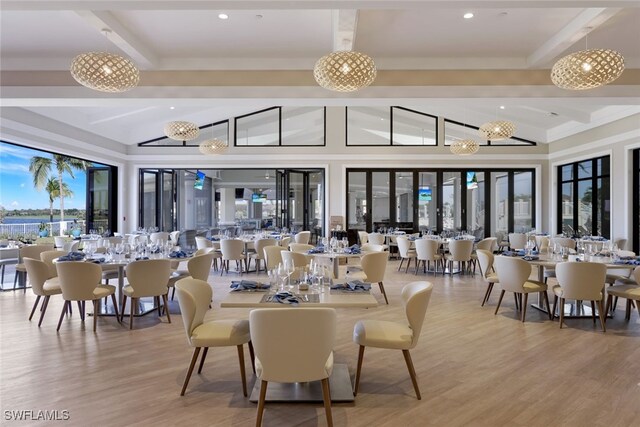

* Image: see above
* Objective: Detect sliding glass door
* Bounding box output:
[86,166,116,234]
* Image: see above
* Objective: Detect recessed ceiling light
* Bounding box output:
[463,12,474,19]
[499,105,505,109]
[218,13,229,20]
[169,106,175,110]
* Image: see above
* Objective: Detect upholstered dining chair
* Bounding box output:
[249,238,276,273]
[40,250,67,283]
[397,237,417,273]
[358,231,369,245]
[614,238,627,251]
[263,246,287,272]
[62,240,79,253]
[24,257,62,327]
[53,236,67,249]
[367,233,385,246]
[13,244,54,291]
[220,239,246,275]
[294,231,311,244]
[250,307,336,427]
[55,261,119,332]
[346,251,390,304]
[281,250,310,268]
[605,266,640,322]
[168,253,214,300]
[470,237,497,273]
[476,249,499,307]
[122,259,172,329]
[508,233,527,251]
[414,238,443,275]
[195,236,213,250]
[175,278,253,397]
[346,244,387,274]
[279,236,291,249]
[553,261,607,331]
[445,239,474,275]
[150,231,170,244]
[288,243,314,253]
[169,231,181,246]
[493,256,552,322]
[353,281,433,400]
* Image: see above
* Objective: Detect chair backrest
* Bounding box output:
[24,258,52,296]
[508,233,527,250]
[279,237,291,248]
[253,238,277,259]
[476,237,496,252]
[415,239,440,261]
[40,250,67,278]
[250,308,336,383]
[368,233,385,245]
[476,249,494,280]
[632,266,640,285]
[294,231,311,244]
[187,253,214,281]
[397,237,413,258]
[281,251,310,268]
[535,236,550,253]
[107,236,123,245]
[125,259,172,297]
[448,240,474,261]
[555,262,606,301]
[194,247,215,256]
[169,231,181,245]
[264,246,287,271]
[150,232,170,244]
[175,278,212,341]
[360,243,386,253]
[614,238,627,250]
[358,231,369,245]
[361,251,389,283]
[183,230,197,249]
[220,239,244,260]
[195,236,213,250]
[20,245,54,262]
[62,240,79,252]
[54,236,66,248]
[552,237,576,249]
[494,256,532,293]
[56,261,102,301]
[401,281,434,349]
[289,243,313,253]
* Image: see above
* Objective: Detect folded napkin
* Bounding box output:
[57,252,85,262]
[230,280,270,291]
[343,244,361,254]
[307,246,326,254]
[88,257,106,264]
[522,255,539,261]
[618,256,636,261]
[614,259,640,265]
[503,250,525,257]
[273,291,300,305]
[0,245,7,248]
[331,280,371,292]
[169,250,189,258]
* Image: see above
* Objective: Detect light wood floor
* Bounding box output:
[1,259,639,427]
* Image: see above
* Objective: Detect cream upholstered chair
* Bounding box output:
[150,231,170,244]
[445,240,474,275]
[169,231,181,246]
[346,251,390,304]
[289,243,314,253]
[40,250,68,282]
[195,236,213,250]
[353,281,433,400]
[551,237,577,250]
[477,249,499,307]
[368,232,385,246]
[605,266,640,321]
[54,236,67,249]
[346,244,387,274]
[553,261,607,331]
[168,253,214,300]
[24,258,62,327]
[13,244,54,290]
[56,261,119,332]
[397,237,417,273]
[358,231,369,245]
[537,236,550,254]
[414,239,443,275]
[251,308,336,427]
[470,237,497,273]
[281,251,310,268]
[249,238,276,273]
[495,231,510,252]
[508,233,527,250]
[279,236,291,249]
[62,240,80,252]
[220,239,246,275]
[263,246,287,272]
[107,236,123,245]
[175,278,253,397]
[494,256,552,322]
[614,238,627,251]
[122,259,172,329]
[294,231,311,244]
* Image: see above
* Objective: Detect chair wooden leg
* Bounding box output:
[521,293,529,322]
[354,345,365,396]
[378,282,389,305]
[121,295,127,323]
[111,293,120,322]
[256,380,268,427]
[171,287,176,301]
[552,295,558,320]
[180,347,201,396]
[197,347,209,374]
[494,290,505,315]
[597,300,606,332]
[405,258,410,273]
[625,300,631,320]
[237,345,248,397]
[604,295,612,324]
[402,349,421,400]
[129,297,135,329]
[481,283,493,307]
[38,296,51,327]
[163,294,171,323]
[29,295,42,321]
[559,298,565,328]
[398,259,404,272]
[93,300,98,332]
[156,296,161,316]
[543,292,552,320]
[248,341,256,374]
[321,378,333,427]
[57,301,69,332]
[590,301,597,324]
[78,301,85,321]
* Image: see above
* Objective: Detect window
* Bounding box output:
[444,119,537,146]
[557,155,610,238]
[391,107,437,146]
[633,149,640,253]
[346,107,391,146]
[235,107,326,146]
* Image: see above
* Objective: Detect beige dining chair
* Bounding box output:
[220,239,246,275]
[249,238,276,273]
[24,257,62,327]
[605,266,640,322]
[150,231,170,244]
[62,240,79,253]
[250,307,336,427]
[281,250,310,269]
[289,243,314,253]
[56,261,119,332]
[294,231,311,244]
[358,231,369,245]
[14,244,54,291]
[397,237,417,273]
[54,236,67,249]
[368,233,385,246]
[414,238,443,275]
[353,281,433,400]
[553,261,607,331]
[122,259,172,329]
[263,246,287,272]
[477,249,499,307]
[346,244,387,274]
[508,233,527,250]
[279,236,291,249]
[494,256,552,322]
[346,251,390,304]
[445,240,474,275]
[168,253,215,300]
[195,236,213,250]
[614,238,627,251]
[175,278,253,397]
[169,231,181,246]
[40,250,68,282]
[470,237,497,273]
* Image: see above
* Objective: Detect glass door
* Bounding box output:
[418,172,438,234]
[275,170,287,229]
[288,171,305,232]
[86,166,115,234]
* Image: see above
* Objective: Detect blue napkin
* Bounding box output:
[614,259,640,265]
[307,246,326,254]
[230,280,270,291]
[88,257,106,264]
[0,245,7,248]
[57,252,85,261]
[522,255,539,261]
[503,250,525,257]
[273,291,300,305]
[169,250,188,258]
[343,244,361,254]
[209,237,220,241]
[331,280,371,292]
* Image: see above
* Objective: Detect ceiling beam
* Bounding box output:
[332,10,358,51]
[520,105,592,123]
[526,7,621,67]
[74,10,158,69]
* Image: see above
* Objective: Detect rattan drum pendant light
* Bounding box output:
[314,50,377,92]
[164,121,199,142]
[199,138,227,155]
[450,139,479,156]
[478,120,516,141]
[70,30,140,93]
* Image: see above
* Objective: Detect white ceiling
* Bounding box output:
[1,0,639,146]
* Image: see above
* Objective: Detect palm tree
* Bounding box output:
[44,178,73,223]
[29,154,91,222]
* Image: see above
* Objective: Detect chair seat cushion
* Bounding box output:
[607,285,640,299]
[15,263,26,272]
[552,284,602,300]
[255,352,334,383]
[486,273,499,283]
[41,279,62,295]
[614,278,637,286]
[522,280,547,293]
[94,284,116,299]
[191,319,250,347]
[123,284,167,298]
[353,320,413,350]
[102,270,120,280]
[606,274,629,284]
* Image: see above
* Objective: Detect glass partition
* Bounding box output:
[281,107,325,146]
[235,108,279,146]
[514,171,533,232]
[141,171,157,229]
[139,121,228,147]
[391,107,437,146]
[492,171,509,237]
[466,171,485,238]
[346,107,391,146]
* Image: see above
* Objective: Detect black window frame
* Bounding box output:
[234,107,327,147]
[443,119,537,146]
[633,148,639,254]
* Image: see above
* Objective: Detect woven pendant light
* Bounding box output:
[164,121,199,142]
[313,51,377,92]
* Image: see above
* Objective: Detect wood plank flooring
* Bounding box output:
[1,259,639,427]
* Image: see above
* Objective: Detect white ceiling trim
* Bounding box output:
[546,106,640,142]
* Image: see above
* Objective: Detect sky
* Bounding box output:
[0,141,103,212]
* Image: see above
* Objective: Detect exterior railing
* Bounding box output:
[0,220,87,238]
